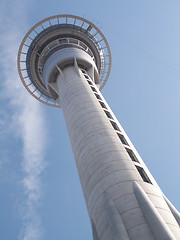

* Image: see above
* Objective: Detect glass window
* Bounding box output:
[136,166,152,184]
[104,110,113,119]
[95,94,101,100]
[87,80,92,85]
[99,101,107,109]
[110,121,120,131]
[117,133,129,145]
[91,86,97,92]
[126,148,139,162]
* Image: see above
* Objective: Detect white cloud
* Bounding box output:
[0,1,47,239]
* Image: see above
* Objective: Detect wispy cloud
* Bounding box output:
[0,1,47,239]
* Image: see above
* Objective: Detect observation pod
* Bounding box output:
[18,15,180,240]
[18,14,111,107]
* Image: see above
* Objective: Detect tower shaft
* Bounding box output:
[55,64,180,240]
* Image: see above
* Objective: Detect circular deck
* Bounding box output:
[17,15,111,107]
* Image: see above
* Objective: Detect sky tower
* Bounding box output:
[17,15,180,240]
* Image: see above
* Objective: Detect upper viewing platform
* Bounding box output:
[17,14,111,107]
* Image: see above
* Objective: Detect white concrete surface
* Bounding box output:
[43,52,180,239]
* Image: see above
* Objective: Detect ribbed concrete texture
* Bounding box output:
[56,65,180,240]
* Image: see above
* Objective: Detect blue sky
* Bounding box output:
[0,0,180,239]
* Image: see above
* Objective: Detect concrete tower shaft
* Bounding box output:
[18,15,180,240]
[56,65,180,240]
[43,47,99,105]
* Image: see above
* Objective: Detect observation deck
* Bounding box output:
[17,15,111,107]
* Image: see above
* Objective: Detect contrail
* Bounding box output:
[0,1,47,239]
